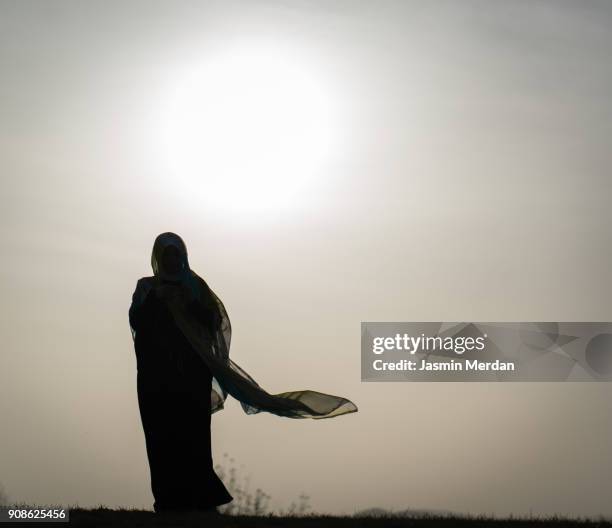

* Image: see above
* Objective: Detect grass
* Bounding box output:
[54,508,612,527]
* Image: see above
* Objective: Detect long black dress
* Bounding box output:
[129,277,233,512]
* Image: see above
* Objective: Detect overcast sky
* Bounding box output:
[1,0,611,517]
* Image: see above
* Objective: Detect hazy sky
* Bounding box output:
[1,0,611,517]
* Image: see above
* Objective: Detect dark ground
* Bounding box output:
[60,509,612,528]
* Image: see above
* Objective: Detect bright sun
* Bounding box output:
[161,46,336,214]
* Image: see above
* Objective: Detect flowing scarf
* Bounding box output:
[129,232,358,420]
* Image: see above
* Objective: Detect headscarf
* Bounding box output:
[131,232,357,419]
[151,231,190,282]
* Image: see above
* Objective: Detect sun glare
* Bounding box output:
[160,45,336,214]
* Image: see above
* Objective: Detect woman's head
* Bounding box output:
[151,232,190,281]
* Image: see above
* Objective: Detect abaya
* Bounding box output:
[128,232,357,511]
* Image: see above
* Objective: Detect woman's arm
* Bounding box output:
[128,278,156,339]
[186,294,221,336]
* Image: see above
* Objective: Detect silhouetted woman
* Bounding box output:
[128,232,357,513]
